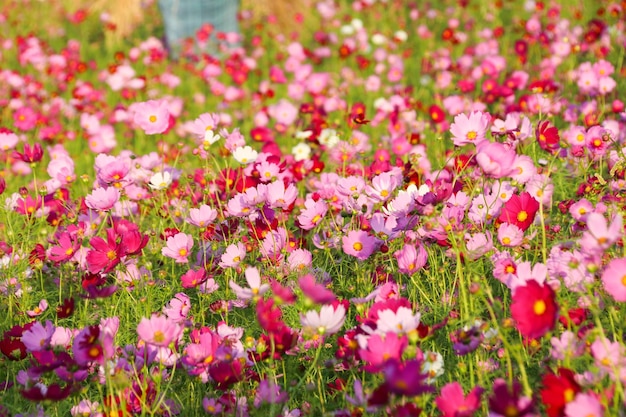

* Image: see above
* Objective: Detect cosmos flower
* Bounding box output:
[300,304,346,337]
[132,99,170,135]
[510,280,558,339]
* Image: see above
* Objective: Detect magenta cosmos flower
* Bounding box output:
[435,382,484,417]
[601,258,626,302]
[449,111,490,147]
[161,233,194,263]
[137,313,182,347]
[132,99,170,135]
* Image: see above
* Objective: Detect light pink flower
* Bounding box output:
[342,230,379,261]
[564,393,604,417]
[229,267,270,301]
[219,242,247,268]
[187,204,218,227]
[602,258,626,302]
[26,299,48,318]
[162,233,194,263]
[475,141,516,178]
[498,223,524,247]
[449,111,490,146]
[132,100,170,135]
[137,313,182,347]
[85,187,120,212]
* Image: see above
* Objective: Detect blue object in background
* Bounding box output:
[157,0,240,57]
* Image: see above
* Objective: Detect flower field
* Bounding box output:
[1,0,626,415]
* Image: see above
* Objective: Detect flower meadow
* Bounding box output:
[2,0,626,416]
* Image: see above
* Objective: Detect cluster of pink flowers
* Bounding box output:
[1,0,626,416]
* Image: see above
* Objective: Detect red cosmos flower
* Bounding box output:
[511,280,558,339]
[21,382,73,402]
[536,120,561,153]
[429,105,446,124]
[498,192,540,232]
[13,143,44,163]
[86,228,125,274]
[540,368,580,417]
[56,297,75,319]
[0,326,28,361]
[250,126,273,143]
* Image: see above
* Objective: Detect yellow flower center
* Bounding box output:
[106,250,117,260]
[563,388,575,403]
[353,242,363,251]
[517,211,528,222]
[149,115,157,123]
[153,330,165,343]
[533,300,546,315]
[502,237,511,245]
[466,131,477,140]
[179,249,188,257]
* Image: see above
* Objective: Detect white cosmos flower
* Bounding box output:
[300,304,346,337]
[148,171,172,190]
[204,129,221,145]
[371,34,387,45]
[295,130,313,139]
[394,30,408,42]
[292,142,311,161]
[319,129,339,148]
[422,351,444,383]
[232,146,258,164]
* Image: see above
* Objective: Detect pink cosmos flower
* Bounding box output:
[475,141,516,178]
[357,332,408,372]
[435,382,484,417]
[394,243,428,275]
[86,228,125,274]
[297,198,328,230]
[342,230,379,261]
[21,320,55,352]
[132,100,170,135]
[449,111,490,146]
[137,313,182,347]
[498,223,524,247]
[300,304,346,337]
[162,233,193,263]
[0,128,19,151]
[299,274,336,304]
[48,230,82,264]
[180,268,208,288]
[26,300,48,318]
[13,106,38,131]
[186,204,218,227]
[229,267,270,301]
[219,242,247,268]
[580,212,622,254]
[85,187,120,212]
[601,258,626,302]
[564,393,604,417]
[266,180,298,210]
[163,293,191,323]
[287,249,312,272]
[267,99,298,125]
